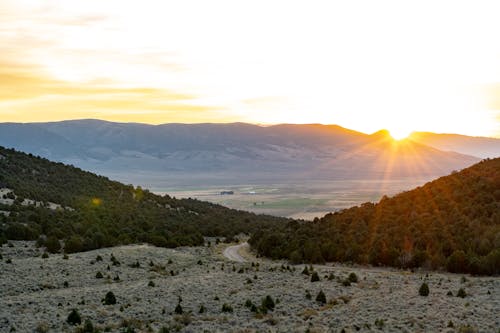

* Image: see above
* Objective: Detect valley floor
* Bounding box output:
[0,241,498,333]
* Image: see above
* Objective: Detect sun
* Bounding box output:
[388,128,412,141]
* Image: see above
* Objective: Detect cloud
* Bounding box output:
[482,83,500,110]
[0,57,223,123]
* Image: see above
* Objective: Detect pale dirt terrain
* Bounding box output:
[1,241,498,333]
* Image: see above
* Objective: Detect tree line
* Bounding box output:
[250,158,500,275]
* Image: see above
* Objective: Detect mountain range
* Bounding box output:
[0,119,493,185]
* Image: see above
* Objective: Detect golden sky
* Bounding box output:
[1,0,500,139]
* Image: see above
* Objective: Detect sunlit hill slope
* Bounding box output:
[250,158,500,275]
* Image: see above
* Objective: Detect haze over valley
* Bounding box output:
[1,120,491,218]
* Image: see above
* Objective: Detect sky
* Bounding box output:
[1,0,500,139]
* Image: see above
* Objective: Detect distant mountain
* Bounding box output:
[0,120,480,185]
[250,157,500,275]
[409,132,500,159]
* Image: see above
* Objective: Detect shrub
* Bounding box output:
[41,252,49,259]
[64,236,83,254]
[348,272,358,283]
[261,295,275,312]
[198,305,206,313]
[45,236,61,253]
[316,290,327,304]
[419,282,429,296]
[129,261,140,268]
[447,250,468,273]
[457,288,467,298]
[67,309,81,325]
[82,319,94,333]
[96,271,103,279]
[342,279,351,287]
[103,291,117,305]
[110,254,120,266]
[310,272,320,282]
[374,318,385,329]
[35,322,49,333]
[174,303,183,314]
[96,255,103,262]
[458,325,478,333]
[222,303,233,313]
[302,266,309,275]
[148,280,155,287]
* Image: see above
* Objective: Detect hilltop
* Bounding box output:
[0,146,288,252]
[250,158,500,275]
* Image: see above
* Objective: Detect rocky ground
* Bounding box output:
[0,241,498,333]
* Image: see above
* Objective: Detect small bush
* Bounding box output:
[41,252,49,259]
[96,255,103,262]
[129,261,140,268]
[457,288,467,298]
[96,271,103,279]
[261,295,275,312]
[222,303,233,313]
[82,319,94,333]
[310,272,320,282]
[35,322,49,333]
[67,309,81,325]
[198,305,206,313]
[148,280,155,287]
[458,325,478,333]
[174,303,183,314]
[419,282,429,296]
[110,254,120,266]
[348,272,358,283]
[302,266,309,275]
[103,291,117,305]
[45,236,61,253]
[374,318,385,329]
[316,290,327,304]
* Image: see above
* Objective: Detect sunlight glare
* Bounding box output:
[389,128,412,141]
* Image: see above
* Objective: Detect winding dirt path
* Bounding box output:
[222,242,248,262]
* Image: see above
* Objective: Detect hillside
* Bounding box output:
[409,132,500,159]
[0,146,288,252]
[249,158,500,275]
[0,120,479,186]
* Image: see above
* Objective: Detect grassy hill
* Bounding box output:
[250,158,500,275]
[0,146,288,252]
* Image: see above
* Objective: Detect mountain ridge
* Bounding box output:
[0,120,480,185]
